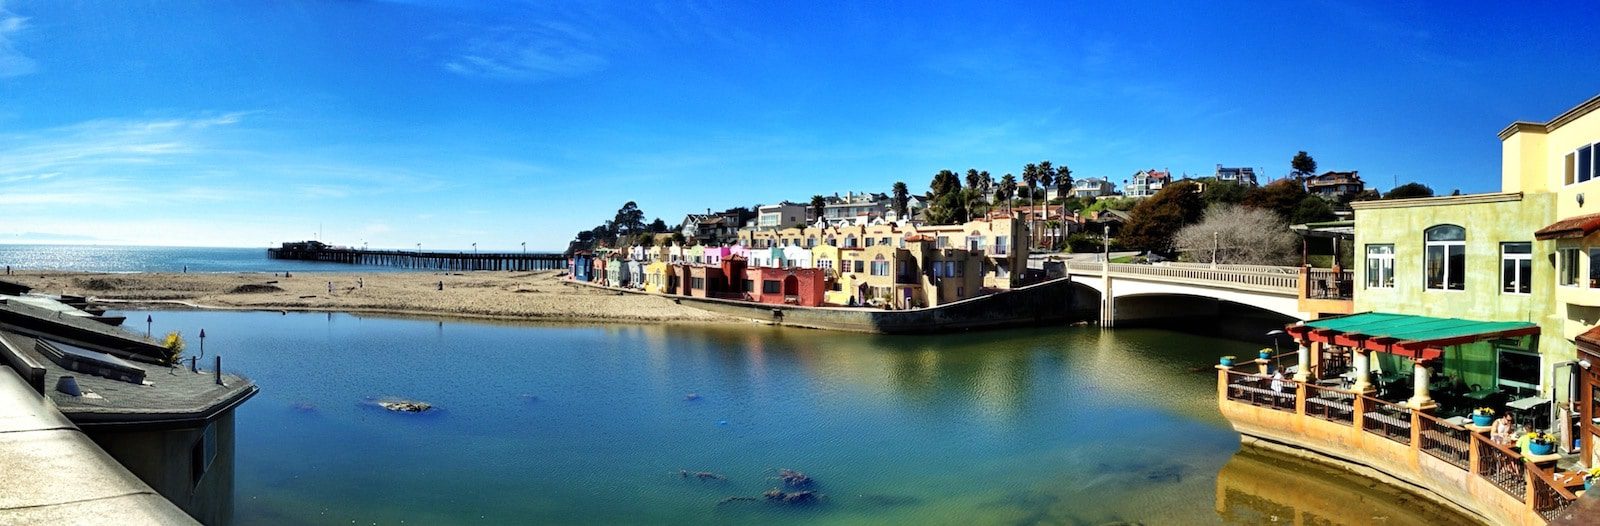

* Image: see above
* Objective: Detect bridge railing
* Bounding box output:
[1064,261,1299,293]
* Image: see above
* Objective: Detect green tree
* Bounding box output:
[810,194,827,221]
[1290,196,1337,225]
[1022,163,1040,212]
[1121,180,1205,254]
[1202,181,1249,206]
[612,201,647,236]
[965,169,983,190]
[1039,161,1055,207]
[892,181,910,219]
[999,173,1017,214]
[1291,151,1318,179]
[648,217,669,233]
[1242,179,1311,222]
[926,170,967,224]
[1384,182,1434,199]
[1054,164,1073,201]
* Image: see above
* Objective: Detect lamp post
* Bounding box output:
[521,242,526,254]
[145,315,152,339]
[416,243,422,253]
[472,242,477,254]
[1266,329,1286,374]
[198,328,207,360]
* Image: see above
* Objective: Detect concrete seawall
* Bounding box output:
[0,367,196,525]
[586,278,1088,333]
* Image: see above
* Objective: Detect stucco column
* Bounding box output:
[1408,359,1435,410]
[1351,349,1374,393]
[1293,343,1311,382]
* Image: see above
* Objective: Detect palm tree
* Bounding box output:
[965,169,982,190]
[1055,164,1073,201]
[1022,163,1039,245]
[980,170,994,201]
[966,188,990,220]
[1039,161,1055,203]
[810,194,827,223]
[892,181,909,220]
[999,173,1017,214]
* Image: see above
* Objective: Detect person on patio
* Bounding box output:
[1492,413,1515,444]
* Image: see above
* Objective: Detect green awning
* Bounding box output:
[1288,312,1539,361]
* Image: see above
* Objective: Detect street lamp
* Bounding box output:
[521,242,526,254]
[472,242,477,254]
[198,328,207,360]
[145,315,152,339]
[416,243,422,253]
[1266,329,1286,372]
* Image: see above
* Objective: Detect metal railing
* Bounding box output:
[1360,395,1412,445]
[1065,261,1299,293]
[1417,412,1470,470]
[1161,262,1301,275]
[1475,436,1527,501]
[1305,268,1354,299]
[1225,370,1297,412]
[1302,383,1355,425]
[1530,464,1580,521]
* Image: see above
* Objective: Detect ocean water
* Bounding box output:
[0,244,419,273]
[126,310,1468,525]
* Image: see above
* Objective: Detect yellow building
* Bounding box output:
[1501,94,1600,465]
[738,217,1027,308]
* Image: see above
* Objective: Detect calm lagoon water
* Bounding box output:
[131,310,1465,525]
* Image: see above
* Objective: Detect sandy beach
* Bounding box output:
[2,270,744,325]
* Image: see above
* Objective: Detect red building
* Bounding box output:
[745,267,828,306]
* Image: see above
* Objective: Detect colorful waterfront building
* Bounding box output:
[1217,94,1600,524]
[642,260,671,294]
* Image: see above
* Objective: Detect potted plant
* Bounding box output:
[1524,431,1558,456]
[1584,466,1600,491]
[1219,355,1236,367]
[1257,348,1272,360]
[1470,407,1495,427]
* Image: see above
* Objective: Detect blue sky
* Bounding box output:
[2,1,1597,250]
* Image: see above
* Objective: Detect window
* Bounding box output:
[743,279,754,292]
[818,259,833,270]
[1560,247,1580,287]
[1366,244,1395,288]
[866,237,875,247]
[1423,225,1465,290]
[947,261,960,277]
[807,237,816,248]
[785,259,796,268]
[1592,248,1600,288]
[968,234,984,251]
[870,256,889,276]
[763,280,781,294]
[994,236,1008,255]
[879,237,890,246]
[996,265,1010,278]
[1582,145,1595,184]
[853,260,864,273]
[956,286,964,298]
[846,235,858,248]
[1501,242,1531,294]
[937,236,951,248]
[191,422,218,486]
[1497,348,1541,392]
[691,277,705,290]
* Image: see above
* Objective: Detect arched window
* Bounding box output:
[1424,225,1465,290]
[871,254,889,276]
[846,235,858,248]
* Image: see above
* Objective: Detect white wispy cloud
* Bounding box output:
[0,1,35,77]
[444,22,607,81]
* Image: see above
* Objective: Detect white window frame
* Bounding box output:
[1500,242,1531,295]
[1423,225,1465,291]
[1560,247,1580,287]
[1365,244,1395,289]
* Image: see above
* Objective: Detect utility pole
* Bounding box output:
[1211,231,1219,269]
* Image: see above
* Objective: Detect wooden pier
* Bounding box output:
[267,242,566,271]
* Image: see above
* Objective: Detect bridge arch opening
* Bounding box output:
[1113,293,1299,342]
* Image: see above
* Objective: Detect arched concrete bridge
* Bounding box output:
[1065,260,1349,326]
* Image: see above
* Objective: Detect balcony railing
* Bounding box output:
[1475,437,1526,501]
[1065,261,1299,293]
[1217,367,1583,524]
[1360,395,1412,445]
[1305,268,1354,300]
[1417,412,1471,470]
[1224,370,1297,412]
[1302,383,1354,425]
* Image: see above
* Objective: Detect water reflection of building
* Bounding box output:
[1215,450,1471,525]
[0,296,256,524]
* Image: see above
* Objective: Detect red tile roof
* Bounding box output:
[1534,212,1600,240]
[1577,324,1600,356]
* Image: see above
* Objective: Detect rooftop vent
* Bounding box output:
[35,339,147,385]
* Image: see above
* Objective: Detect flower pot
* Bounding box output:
[1258,350,1271,360]
[1528,442,1554,456]
[1586,478,1594,491]
[1220,357,1234,367]
[1471,414,1493,427]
